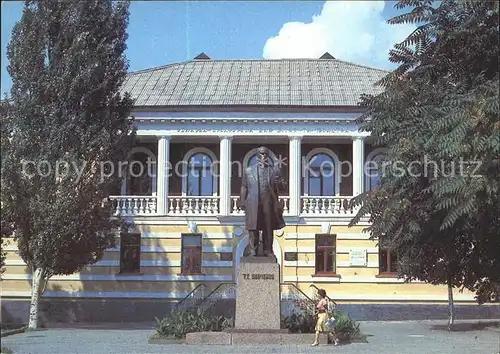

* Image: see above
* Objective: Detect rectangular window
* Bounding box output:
[315,234,336,275]
[219,252,233,261]
[120,232,141,274]
[284,252,298,262]
[181,233,202,275]
[379,248,398,274]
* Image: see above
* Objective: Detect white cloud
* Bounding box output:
[262,1,416,69]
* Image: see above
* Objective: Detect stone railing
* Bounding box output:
[301,196,356,215]
[230,196,290,215]
[168,196,220,215]
[109,195,358,217]
[109,196,157,216]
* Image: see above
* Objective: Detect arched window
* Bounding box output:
[365,148,388,191]
[243,148,278,168]
[182,148,218,196]
[187,153,213,196]
[121,147,156,196]
[304,148,340,196]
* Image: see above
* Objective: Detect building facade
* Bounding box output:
[2,54,490,323]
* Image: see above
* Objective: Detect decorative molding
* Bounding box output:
[111,215,372,226]
[2,274,233,282]
[135,118,370,137]
[284,233,373,240]
[282,275,423,284]
[284,247,379,254]
[5,259,233,268]
[141,233,182,239]
[133,111,363,120]
[283,260,379,268]
[1,290,479,302]
[2,245,233,254]
[202,232,233,239]
[202,246,233,253]
[1,290,193,299]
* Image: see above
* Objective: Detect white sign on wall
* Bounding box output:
[349,249,368,267]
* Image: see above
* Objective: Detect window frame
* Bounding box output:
[377,248,399,278]
[187,153,214,196]
[181,147,218,197]
[180,233,203,275]
[119,232,141,274]
[303,148,340,197]
[364,148,388,192]
[313,233,338,277]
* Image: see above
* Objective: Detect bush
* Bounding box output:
[328,310,361,341]
[281,311,316,333]
[154,308,233,339]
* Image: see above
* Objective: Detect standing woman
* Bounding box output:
[311,288,329,346]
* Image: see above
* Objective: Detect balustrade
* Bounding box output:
[109,196,157,216]
[168,196,220,215]
[109,195,357,216]
[230,196,290,215]
[301,196,356,215]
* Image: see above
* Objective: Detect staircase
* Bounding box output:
[176,283,207,310]
[176,282,337,318]
[176,282,236,314]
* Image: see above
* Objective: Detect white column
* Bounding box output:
[219,135,233,215]
[156,136,170,214]
[288,136,302,216]
[352,136,365,196]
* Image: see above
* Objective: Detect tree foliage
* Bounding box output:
[0,0,135,326]
[349,0,500,304]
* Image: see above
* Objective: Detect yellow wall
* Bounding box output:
[0,223,479,303]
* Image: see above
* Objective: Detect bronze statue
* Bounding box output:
[239,146,286,258]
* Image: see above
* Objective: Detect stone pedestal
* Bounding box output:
[234,257,281,330]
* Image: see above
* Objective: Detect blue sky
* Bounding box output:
[1,1,413,96]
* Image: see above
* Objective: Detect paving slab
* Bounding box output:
[1,320,499,354]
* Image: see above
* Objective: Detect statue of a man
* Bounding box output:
[239,146,286,258]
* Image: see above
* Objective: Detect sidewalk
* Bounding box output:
[2,320,499,354]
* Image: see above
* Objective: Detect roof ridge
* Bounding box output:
[329,58,391,73]
[126,60,192,75]
[126,57,392,76]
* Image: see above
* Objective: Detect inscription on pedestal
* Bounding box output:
[235,262,281,330]
[242,273,275,280]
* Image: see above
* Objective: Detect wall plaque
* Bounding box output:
[284,252,298,261]
[349,249,367,267]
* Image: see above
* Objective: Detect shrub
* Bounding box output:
[154,308,233,339]
[328,310,361,341]
[281,311,316,333]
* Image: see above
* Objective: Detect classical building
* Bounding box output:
[2,53,489,323]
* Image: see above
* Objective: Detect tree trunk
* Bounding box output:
[28,267,45,329]
[447,278,454,331]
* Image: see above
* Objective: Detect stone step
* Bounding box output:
[186,331,330,345]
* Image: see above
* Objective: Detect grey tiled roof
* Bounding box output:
[121,58,389,108]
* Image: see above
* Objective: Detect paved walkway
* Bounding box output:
[2,320,499,354]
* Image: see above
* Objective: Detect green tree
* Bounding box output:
[349,0,499,328]
[1,0,135,329]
